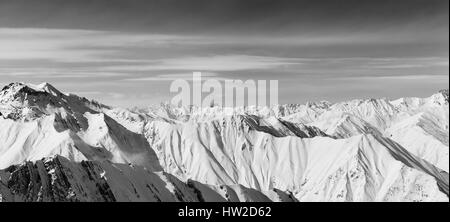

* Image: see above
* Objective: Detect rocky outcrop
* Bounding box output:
[0,156,298,202]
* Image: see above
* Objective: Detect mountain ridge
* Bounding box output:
[0,82,448,202]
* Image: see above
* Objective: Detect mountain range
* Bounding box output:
[0,82,448,202]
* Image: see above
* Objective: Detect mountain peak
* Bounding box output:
[0,82,108,121]
[1,82,27,92]
[0,82,56,102]
[0,82,56,96]
[36,82,64,96]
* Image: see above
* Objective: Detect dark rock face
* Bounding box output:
[439,89,449,103]
[1,157,111,202]
[0,156,289,202]
[242,115,329,138]
[2,157,137,202]
[79,161,116,202]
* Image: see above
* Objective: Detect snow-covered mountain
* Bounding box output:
[0,83,448,202]
[0,83,162,171]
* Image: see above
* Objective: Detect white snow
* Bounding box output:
[0,82,448,202]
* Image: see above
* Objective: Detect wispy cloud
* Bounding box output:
[0,28,199,63]
[336,74,449,81]
[75,91,127,100]
[122,72,230,81]
[105,55,303,72]
[0,68,129,78]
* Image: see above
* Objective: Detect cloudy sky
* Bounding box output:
[0,0,448,107]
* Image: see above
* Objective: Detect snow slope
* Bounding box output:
[0,82,448,202]
[143,117,448,201]
[0,83,161,171]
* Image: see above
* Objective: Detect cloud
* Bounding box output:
[0,28,201,63]
[75,91,126,100]
[0,68,128,78]
[105,55,303,72]
[1,0,447,36]
[122,72,230,81]
[278,57,449,76]
[2,27,446,65]
[337,74,449,81]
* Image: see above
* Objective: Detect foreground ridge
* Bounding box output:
[0,155,297,202]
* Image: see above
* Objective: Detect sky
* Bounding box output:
[0,0,448,107]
